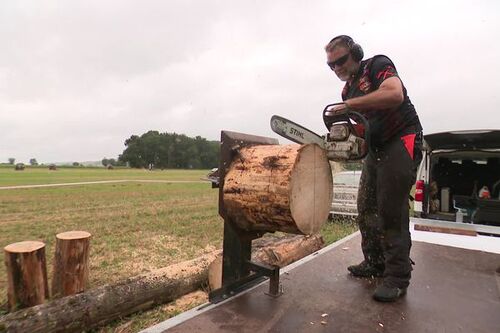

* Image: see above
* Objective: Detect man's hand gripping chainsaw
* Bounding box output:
[270,103,370,161]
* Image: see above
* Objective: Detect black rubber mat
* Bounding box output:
[166,235,500,333]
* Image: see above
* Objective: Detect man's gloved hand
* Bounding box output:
[323,102,349,130]
[324,102,348,116]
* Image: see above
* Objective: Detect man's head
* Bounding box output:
[325,35,363,82]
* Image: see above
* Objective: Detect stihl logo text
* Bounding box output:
[290,128,304,139]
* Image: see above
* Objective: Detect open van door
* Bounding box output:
[413,130,500,226]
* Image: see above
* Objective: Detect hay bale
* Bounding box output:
[15,163,25,171]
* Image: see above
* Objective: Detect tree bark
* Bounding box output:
[208,234,324,290]
[3,241,49,311]
[0,251,219,333]
[252,234,324,266]
[51,231,91,298]
[223,144,332,235]
[0,234,325,332]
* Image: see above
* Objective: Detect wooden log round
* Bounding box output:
[0,251,220,333]
[223,144,332,235]
[51,231,91,298]
[4,241,49,311]
[208,234,324,290]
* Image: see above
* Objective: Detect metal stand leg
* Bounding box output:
[246,261,283,298]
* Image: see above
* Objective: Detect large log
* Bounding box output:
[223,144,332,235]
[0,251,219,333]
[208,234,324,290]
[4,241,49,311]
[51,231,91,298]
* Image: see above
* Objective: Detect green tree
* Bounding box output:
[102,158,119,167]
[118,131,219,169]
[8,158,15,165]
[29,158,38,166]
[119,135,144,168]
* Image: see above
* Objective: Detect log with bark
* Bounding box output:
[208,234,324,290]
[251,234,324,266]
[51,231,91,298]
[0,235,325,332]
[223,144,332,235]
[3,241,49,311]
[0,252,219,333]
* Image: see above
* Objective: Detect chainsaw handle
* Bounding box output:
[322,103,350,129]
[322,103,368,135]
[323,102,346,117]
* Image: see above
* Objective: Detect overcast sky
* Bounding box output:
[1,0,499,163]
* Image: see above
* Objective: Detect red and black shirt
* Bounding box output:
[341,55,422,147]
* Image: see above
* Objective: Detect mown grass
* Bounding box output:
[0,182,221,295]
[0,168,356,332]
[0,165,208,186]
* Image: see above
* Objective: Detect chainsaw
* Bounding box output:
[270,103,370,161]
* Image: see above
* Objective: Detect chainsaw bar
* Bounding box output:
[270,115,326,148]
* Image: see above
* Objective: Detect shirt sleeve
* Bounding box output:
[369,55,399,89]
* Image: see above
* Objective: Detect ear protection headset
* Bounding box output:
[328,35,364,62]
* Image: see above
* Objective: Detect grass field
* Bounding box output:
[0,167,356,332]
[0,165,206,186]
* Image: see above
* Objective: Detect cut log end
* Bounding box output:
[56,231,92,240]
[4,241,45,253]
[290,144,333,235]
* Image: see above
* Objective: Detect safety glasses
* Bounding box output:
[327,53,350,69]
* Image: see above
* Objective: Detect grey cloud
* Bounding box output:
[1,0,499,163]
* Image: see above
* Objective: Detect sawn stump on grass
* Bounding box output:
[51,231,91,298]
[0,252,220,333]
[4,241,49,311]
[223,144,333,235]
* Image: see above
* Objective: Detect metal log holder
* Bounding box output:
[208,130,283,304]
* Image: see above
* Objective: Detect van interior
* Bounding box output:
[428,151,500,225]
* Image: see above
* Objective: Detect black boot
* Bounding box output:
[373,284,407,302]
[347,261,384,278]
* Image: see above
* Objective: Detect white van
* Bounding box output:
[330,170,361,217]
[413,130,500,226]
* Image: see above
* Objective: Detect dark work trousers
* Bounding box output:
[356,132,423,288]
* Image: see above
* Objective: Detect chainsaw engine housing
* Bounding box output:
[329,124,350,141]
[325,132,367,161]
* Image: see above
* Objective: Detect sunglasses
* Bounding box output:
[327,53,350,69]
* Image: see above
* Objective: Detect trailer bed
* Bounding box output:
[143,229,500,333]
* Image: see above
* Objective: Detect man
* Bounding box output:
[324,35,423,302]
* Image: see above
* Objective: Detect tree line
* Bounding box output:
[6,158,38,165]
[118,131,219,169]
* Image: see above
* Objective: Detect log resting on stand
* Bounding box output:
[223,143,333,235]
[211,132,333,303]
